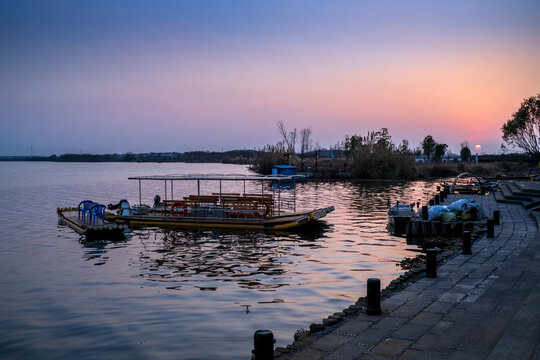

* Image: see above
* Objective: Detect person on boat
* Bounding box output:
[153,194,161,208]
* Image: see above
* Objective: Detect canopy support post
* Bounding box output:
[293,177,296,212]
[139,179,142,207]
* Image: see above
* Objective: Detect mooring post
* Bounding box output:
[493,210,500,225]
[487,219,495,238]
[431,221,442,236]
[421,220,432,238]
[426,249,437,278]
[470,206,477,220]
[406,220,413,237]
[434,195,440,205]
[454,222,463,237]
[252,330,275,360]
[463,230,472,254]
[442,222,452,238]
[440,190,445,201]
[366,278,382,315]
[421,206,428,221]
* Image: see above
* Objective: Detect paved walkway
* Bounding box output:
[280,193,540,359]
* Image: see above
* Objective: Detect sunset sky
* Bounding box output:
[1,0,539,156]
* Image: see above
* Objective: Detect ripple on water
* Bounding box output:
[0,162,441,359]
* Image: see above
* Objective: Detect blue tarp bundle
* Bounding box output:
[428,199,485,220]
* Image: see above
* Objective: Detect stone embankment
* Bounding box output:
[272,182,540,359]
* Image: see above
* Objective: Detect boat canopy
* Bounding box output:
[128,173,294,182]
[128,173,299,212]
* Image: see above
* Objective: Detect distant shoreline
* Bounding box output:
[0,150,256,164]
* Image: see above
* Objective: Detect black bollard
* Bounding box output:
[426,249,437,278]
[493,210,500,225]
[463,230,472,254]
[366,278,382,315]
[487,219,495,238]
[421,206,428,221]
[429,199,435,206]
[470,206,477,220]
[434,195,440,205]
[440,190,445,201]
[253,330,275,360]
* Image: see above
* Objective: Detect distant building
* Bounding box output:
[272,165,296,176]
[414,155,462,163]
[442,155,461,162]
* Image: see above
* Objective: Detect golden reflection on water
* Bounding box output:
[77,178,442,357]
[1,162,447,359]
[107,180,441,296]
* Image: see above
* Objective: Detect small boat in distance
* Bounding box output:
[386,200,417,226]
[100,174,333,231]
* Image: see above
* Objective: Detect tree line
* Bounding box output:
[0,150,257,164]
[251,93,540,178]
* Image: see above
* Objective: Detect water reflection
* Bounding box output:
[135,229,325,291]
[60,174,443,359]
[80,237,128,266]
[82,180,441,293]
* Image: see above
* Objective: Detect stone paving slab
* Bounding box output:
[279,193,540,359]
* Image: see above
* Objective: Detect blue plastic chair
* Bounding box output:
[78,200,95,221]
[90,204,106,225]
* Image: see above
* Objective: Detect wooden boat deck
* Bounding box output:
[106,206,335,231]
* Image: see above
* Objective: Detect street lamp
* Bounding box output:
[474,145,481,164]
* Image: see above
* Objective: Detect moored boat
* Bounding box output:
[386,201,417,226]
[64,174,334,232]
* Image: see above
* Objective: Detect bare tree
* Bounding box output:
[289,128,297,154]
[300,127,313,156]
[277,121,297,154]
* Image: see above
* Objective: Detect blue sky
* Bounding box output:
[1,0,539,155]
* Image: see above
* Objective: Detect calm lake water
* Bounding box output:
[0,162,439,359]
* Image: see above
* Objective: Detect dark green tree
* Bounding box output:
[422,135,436,160]
[502,94,540,162]
[433,143,448,160]
[460,141,471,162]
[346,128,415,179]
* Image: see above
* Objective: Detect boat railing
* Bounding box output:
[163,194,274,209]
[279,199,295,210]
[157,194,275,218]
[168,205,270,219]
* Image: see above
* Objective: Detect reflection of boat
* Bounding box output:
[444,172,487,194]
[386,201,417,226]
[138,229,322,291]
[105,174,334,231]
